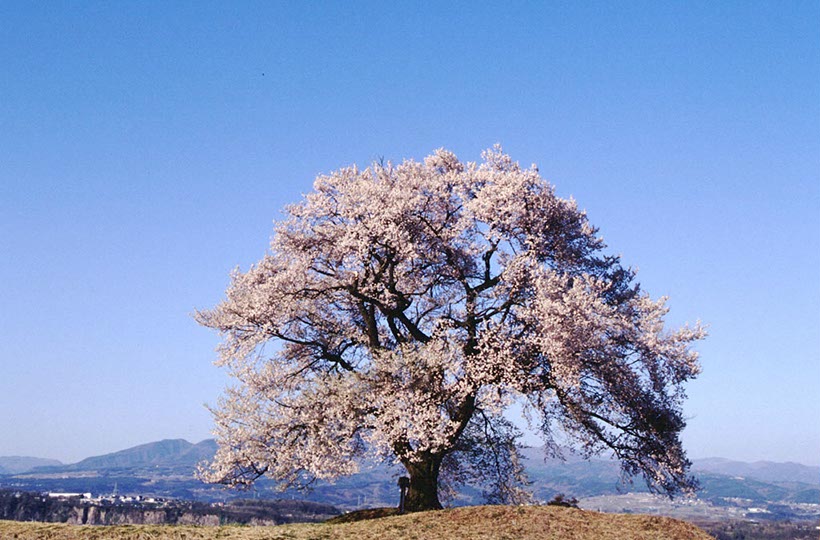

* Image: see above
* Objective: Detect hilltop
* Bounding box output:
[0,504,713,539]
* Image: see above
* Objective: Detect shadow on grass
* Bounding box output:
[325,507,401,524]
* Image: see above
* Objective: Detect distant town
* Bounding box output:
[46,491,166,505]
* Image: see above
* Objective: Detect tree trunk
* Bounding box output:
[402,455,443,512]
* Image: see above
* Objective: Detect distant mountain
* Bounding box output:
[68,439,191,470]
[693,457,820,485]
[519,447,631,499]
[0,456,62,475]
[32,439,217,476]
[5,438,818,517]
[179,439,219,466]
[28,439,820,488]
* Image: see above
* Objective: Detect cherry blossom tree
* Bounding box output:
[196,147,705,511]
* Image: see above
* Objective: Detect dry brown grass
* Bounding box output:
[0,505,713,539]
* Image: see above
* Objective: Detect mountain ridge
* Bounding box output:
[24,439,217,475]
[10,438,819,486]
[4,438,817,520]
[0,456,63,475]
[691,457,819,485]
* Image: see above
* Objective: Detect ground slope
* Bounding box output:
[0,505,712,539]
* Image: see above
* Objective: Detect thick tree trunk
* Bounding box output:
[402,455,443,512]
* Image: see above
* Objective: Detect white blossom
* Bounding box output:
[196,147,705,508]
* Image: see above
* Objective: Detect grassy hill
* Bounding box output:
[0,505,712,539]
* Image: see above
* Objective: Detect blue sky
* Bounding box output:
[1,1,818,466]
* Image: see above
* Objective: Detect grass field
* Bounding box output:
[0,505,713,539]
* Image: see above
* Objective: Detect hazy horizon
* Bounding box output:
[1,2,818,467]
[4,435,818,469]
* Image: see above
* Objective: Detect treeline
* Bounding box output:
[0,490,339,525]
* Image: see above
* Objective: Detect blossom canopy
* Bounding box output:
[196,146,705,511]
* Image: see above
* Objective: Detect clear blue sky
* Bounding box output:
[1,1,818,466]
